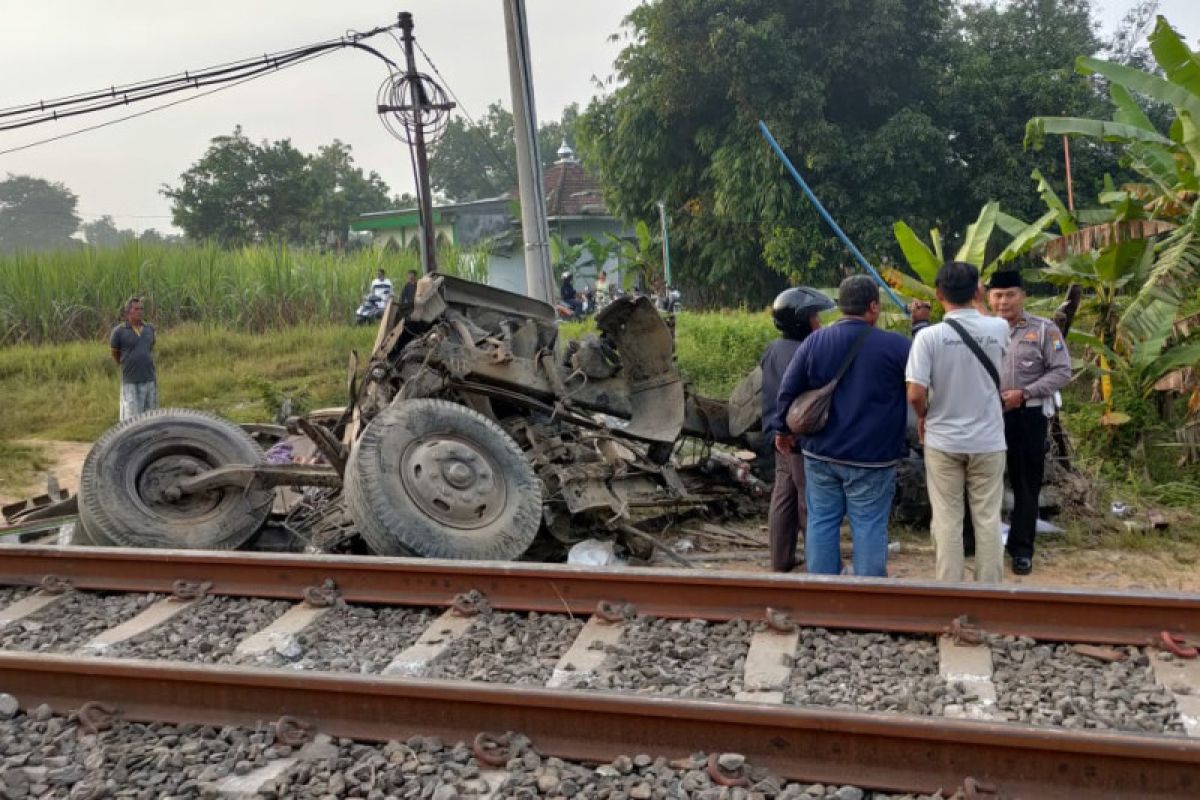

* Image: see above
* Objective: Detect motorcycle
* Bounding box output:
[355,291,389,326]
[655,288,683,314]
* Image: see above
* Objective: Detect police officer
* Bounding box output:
[985,271,1072,575]
[762,287,836,572]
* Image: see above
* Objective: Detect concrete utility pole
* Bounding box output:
[502,0,555,304]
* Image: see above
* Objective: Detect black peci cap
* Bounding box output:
[987,270,1023,290]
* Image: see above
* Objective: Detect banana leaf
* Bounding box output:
[882,266,937,302]
[1077,55,1200,121]
[1148,17,1200,101]
[955,201,999,267]
[1040,219,1177,262]
[1107,82,1162,132]
[892,221,940,285]
[1032,169,1078,235]
[1025,117,1175,150]
[1141,342,1200,394]
[995,210,1057,266]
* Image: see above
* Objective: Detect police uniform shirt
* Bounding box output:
[1002,313,1071,402]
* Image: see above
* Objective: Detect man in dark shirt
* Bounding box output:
[109,296,157,421]
[399,270,418,305]
[775,276,911,576]
[762,287,835,572]
[560,271,582,316]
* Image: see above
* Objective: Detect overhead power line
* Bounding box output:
[0,50,331,158]
[0,22,401,156]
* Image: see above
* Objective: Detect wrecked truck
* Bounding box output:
[49,275,764,560]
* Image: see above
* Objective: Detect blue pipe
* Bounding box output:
[758,120,908,314]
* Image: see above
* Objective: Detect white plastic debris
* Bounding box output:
[567,538,624,567]
[1035,518,1064,535]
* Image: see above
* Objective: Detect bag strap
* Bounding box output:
[832,325,872,383]
[943,317,1001,397]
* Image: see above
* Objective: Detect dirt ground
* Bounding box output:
[667,520,1200,593]
[0,440,89,507]
[5,441,1198,594]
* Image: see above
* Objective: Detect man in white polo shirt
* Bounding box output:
[906,261,1009,582]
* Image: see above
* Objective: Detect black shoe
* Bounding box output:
[1012,557,1033,576]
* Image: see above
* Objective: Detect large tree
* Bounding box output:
[0,174,81,252]
[577,0,954,304]
[82,215,137,248]
[577,0,1117,305]
[938,0,1112,224]
[428,103,580,201]
[163,128,392,247]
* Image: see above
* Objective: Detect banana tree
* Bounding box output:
[607,219,662,292]
[886,200,1055,305]
[1026,15,1199,313]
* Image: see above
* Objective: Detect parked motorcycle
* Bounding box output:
[656,288,683,314]
[355,291,388,326]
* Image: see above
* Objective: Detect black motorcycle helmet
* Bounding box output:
[772,287,836,340]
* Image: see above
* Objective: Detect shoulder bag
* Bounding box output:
[942,317,1001,403]
[785,326,871,435]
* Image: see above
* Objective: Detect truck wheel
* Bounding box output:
[79,409,273,549]
[345,399,542,560]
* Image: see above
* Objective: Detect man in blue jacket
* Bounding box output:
[774,276,911,577]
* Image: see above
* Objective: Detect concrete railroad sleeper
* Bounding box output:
[0,545,1198,798]
[1,544,1198,644]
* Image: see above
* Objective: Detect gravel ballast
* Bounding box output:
[786,629,961,715]
[0,587,32,609]
[567,617,753,698]
[423,611,584,685]
[106,596,292,664]
[0,591,158,653]
[0,706,945,800]
[991,637,1185,734]
[243,603,437,674]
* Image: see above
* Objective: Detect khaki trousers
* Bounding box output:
[925,447,1006,583]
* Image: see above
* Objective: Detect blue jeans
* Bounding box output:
[803,457,896,577]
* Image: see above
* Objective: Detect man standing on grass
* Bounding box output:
[774,276,911,577]
[906,262,1009,582]
[109,296,157,421]
[986,270,1072,575]
[399,269,418,305]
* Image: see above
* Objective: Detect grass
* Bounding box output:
[0,441,51,496]
[0,323,377,444]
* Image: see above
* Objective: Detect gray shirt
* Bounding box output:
[109,322,156,384]
[905,309,1009,454]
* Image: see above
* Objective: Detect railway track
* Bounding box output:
[0,544,1198,798]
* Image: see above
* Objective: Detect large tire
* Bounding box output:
[344,399,542,560]
[79,409,273,549]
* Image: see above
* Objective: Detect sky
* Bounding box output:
[1,1,1198,234]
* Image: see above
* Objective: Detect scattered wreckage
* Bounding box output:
[3,276,766,561]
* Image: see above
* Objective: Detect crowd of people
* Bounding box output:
[764,262,1071,582]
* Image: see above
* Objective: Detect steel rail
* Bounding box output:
[0,544,1197,644]
[0,652,1195,799]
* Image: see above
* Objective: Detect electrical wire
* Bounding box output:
[412,39,519,188]
[0,50,333,158]
[0,26,399,134]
